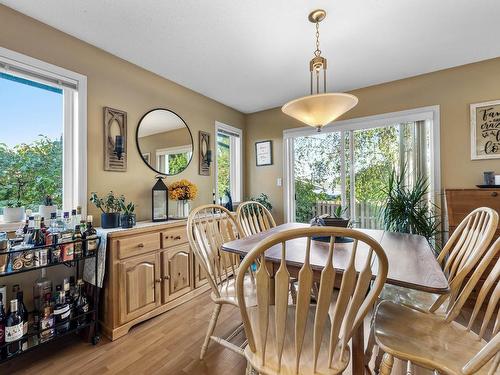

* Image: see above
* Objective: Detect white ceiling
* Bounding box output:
[3,0,500,113]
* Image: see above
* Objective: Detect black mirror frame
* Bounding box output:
[136,108,194,176]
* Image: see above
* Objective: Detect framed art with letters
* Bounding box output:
[471,99,500,160]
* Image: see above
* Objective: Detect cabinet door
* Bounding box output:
[162,244,192,303]
[119,252,161,324]
[194,255,208,288]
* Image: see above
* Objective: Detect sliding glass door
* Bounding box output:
[284,108,439,227]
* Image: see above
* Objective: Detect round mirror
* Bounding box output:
[136,109,194,175]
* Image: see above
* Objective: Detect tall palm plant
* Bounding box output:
[381,167,441,251]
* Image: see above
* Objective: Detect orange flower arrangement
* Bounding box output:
[168,179,198,201]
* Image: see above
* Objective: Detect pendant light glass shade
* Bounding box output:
[282,93,358,130]
[282,9,358,131]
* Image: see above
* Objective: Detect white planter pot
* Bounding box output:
[38,205,57,220]
[176,200,191,218]
[3,206,25,223]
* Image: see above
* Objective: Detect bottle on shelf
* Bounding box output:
[76,206,82,228]
[31,217,45,247]
[33,268,53,317]
[0,292,5,358]
[5,299,23,357]
[24,216,35,244]
[75,279,89,327]
[53,286,70,335]
[13,287,28,351]
[71,209,79,231]
[39,293,54,343]
[73,225,83,259]
[83,215,98,256]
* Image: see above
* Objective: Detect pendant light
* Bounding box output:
[282,9,358,131]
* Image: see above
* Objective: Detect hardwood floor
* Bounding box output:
[1,291,434,375]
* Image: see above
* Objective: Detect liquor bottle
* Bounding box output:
[39,294,54,343]
[60,212,73,242]
[22,219,29,235]
[76,206,82,228]
[33,268,53,315]
[15,289,28,351]
[83,215,98,256]
[53,286,70,335]
[24,216,35,244]
[79,219,87,234]
[45,212,57,246]
[73,225,83,259]
[5,299,23,356]
[31,217,45,247]
[75,279,89,326]
[0,292,5,359]
[71,209,77,230]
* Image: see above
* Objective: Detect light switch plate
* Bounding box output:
[276,178,282,187]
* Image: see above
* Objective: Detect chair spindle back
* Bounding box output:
[236,227,388,373]
[187,204,242,298]
[237,201,276,237]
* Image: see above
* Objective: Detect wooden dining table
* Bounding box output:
[221,223,449,374]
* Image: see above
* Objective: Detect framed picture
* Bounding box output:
[198,131,211,176]
[471,99,500,160]
[255,140,273,166]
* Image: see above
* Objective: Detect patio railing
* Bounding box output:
[313,200,383,229]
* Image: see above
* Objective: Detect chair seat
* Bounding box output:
[211,273,257,306]
[245,305,350,375]
[380,284,449,315]
[374,301,493,375]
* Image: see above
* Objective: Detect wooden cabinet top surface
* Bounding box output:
[104,219,187,239]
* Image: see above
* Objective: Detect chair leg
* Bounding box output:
[245,360,254,375]
[406,360,413,375]
[200,304,222,360]
[379,353,394,375]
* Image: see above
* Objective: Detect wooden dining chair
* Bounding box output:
[381,207,498,313]
[236,226,389,374]
[236,201,276,237]
[374,236,500,375]
[187,204,257,360]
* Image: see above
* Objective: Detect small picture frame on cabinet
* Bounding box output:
[255,140,273,166]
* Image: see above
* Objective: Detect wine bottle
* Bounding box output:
[75,279,89,326]
[83,215,98,256]
[39,294,54,343]
[15,290,28,350]
[0,292,5,359]
[5,299,23,356]
[53,286,70,335]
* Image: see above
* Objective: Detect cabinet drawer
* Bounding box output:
[162,227,188,248]
[117,232,161,259]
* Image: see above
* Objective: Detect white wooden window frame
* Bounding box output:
[0,46,87,218]
[283,105,441,223]
[155,144,193,174]
[215,121,243,203]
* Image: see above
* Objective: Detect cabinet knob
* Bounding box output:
[173,235,181,240]
[163,275,170,280]
[155,278,162,283]
[138,243,145,248]
[492,192,498,197]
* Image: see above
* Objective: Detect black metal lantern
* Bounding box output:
[152,176,168,222]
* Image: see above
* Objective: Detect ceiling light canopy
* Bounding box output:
[282,9,358,131]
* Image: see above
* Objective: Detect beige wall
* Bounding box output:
[0,5,245,223]
[246,57,500,224]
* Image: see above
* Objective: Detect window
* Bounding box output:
[284,106,440,225]
[215,122,242,203]
[0,47,87,221]
[155,145,192,175]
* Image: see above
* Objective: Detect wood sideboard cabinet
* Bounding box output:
[445,188,500,301]
[101,220,210,340]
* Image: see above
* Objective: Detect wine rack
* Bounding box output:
[0,237,101,363]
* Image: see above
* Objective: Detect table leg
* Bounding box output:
[352,320,366,375]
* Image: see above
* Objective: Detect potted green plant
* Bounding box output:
[119,200,136,229]
[381,168,440,250]
[90,191,124,229]
[323,205,350,228]
[1,172,27,223]
[39,195,57,220]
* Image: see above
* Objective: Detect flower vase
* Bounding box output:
[177,200,190,218]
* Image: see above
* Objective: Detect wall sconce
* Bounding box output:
[104,107,127,171]
[199,131,211,176]
[115,135,124,160]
